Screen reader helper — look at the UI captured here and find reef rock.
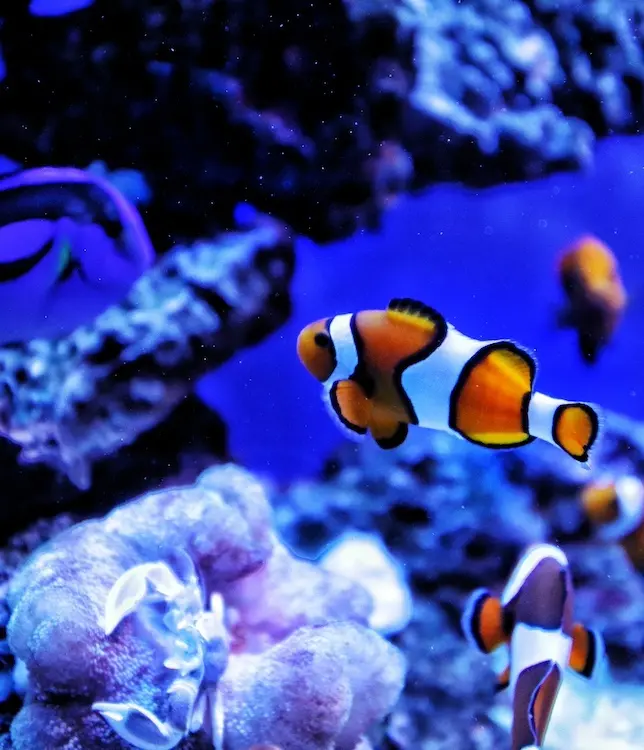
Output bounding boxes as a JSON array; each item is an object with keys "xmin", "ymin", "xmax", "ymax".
[
  {"xmin": 1, "ymin": 0, "xmax": 643, "ymax": 244},
  {"xmin": 0, "ymin": 464, "xmax": 405, "ymax": 750},
  {"xmin": 0, "ymin": 214, "xmax": 293, "ymax": 496},
  {"xmin": 270, "ymin": 411, "xmax": 644, "ymax": 747}
]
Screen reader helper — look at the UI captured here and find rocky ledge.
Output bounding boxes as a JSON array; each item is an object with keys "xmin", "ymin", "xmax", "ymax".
[
  {"xmin": 1, "ymin": 0, "xmax": 643, "ymax": 245},
  {"xmin": 0, "ymin": 212, "xmax": 293, "ymax": 534}
]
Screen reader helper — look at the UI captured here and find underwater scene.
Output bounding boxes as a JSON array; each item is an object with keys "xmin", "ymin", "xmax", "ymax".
[{"xmin": 2, "ymin": 1, "xmax": 644, "ymax": 749}]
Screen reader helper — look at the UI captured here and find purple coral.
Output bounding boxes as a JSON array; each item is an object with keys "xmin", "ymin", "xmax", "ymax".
[{"xmin": 5, "ymin": 465, "xmax": 405, "ymax": 749}]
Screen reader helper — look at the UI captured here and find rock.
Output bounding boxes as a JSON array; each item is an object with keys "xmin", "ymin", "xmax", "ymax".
[
  {"xmin": 270, "ymin": 411, "xmax": 644, "ymax": 747},
  {"xmin": 0, "ymin": 395, "xmax": 229, "ymax": 541},
  {"xmin": 2, "ymin": 464, "xmax": 404, "ymax": 750},
  {"xmin": 0, "ymin": 214, "xmax": 294, "ymax": 494},
  {"xmin": 1, "ymin": 0, "xmax": 642, "ymax": 243}
]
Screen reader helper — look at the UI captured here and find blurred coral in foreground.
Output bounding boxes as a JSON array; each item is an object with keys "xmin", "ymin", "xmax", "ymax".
[{"xmin": 3, "ymin": 465, "xmax": 405, "ymax": 749}]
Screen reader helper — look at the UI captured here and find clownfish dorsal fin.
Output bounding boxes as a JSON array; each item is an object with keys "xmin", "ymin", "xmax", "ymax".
[
  {"xmin": 386, "ymin": 297, "xmax": 445, "ymax": 332},
  {"xmin": 569, "ymin": 623, "xmax": 605, "ymax": 681}
]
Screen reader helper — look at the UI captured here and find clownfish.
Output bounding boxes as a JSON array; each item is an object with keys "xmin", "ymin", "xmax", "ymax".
[
  {"xmin": 461, "ymin": 544, "xmax": 605, "ymax": 750},
  {"xmin": 581, "ymin": 475, "xmax": 644, "ymax": 570},
  {"xmin": 297, "ymin": 298, "xmax": 602, "ymax": 466},
  {"xmin": 558, "ymin": 235, "xmax": 627, "ymax": 364}
]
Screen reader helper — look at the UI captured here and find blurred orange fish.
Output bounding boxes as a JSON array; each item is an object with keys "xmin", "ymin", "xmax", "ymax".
[
  {"xmin": 581, "ymin": 475, "xmax": 644, "ymax": 569},
  {"xmin": 558, "ymin": 235, "xmax": 627, "ymax": 364}
]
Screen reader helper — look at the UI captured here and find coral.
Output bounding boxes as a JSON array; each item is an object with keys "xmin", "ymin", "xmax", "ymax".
[
  {"xmin": 3, "ymin": 464, "xmax": 405, "ymax": 749},
  {"xmin": 1, "ymin": 0, "xmax": 643, "ymax": 244},
  {"xmin": 0, "ymin": 394, "xmax": 230, "ymax": 540},
  {"xmin": 319, "ymin": 532, "xmax": 413, "ymax": 636},
  {"xmin": 269, "ymin": 411, "xmax": 644, "ymax": 747},
  {"xmin": 0, "ymin": 214, "xmax": 293, "ymax": 491}
]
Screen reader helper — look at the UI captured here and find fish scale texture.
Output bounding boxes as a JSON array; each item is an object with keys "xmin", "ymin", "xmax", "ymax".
[
  {"xmin": 2, "ymin": 0, "xmax": 643, "ymax": 243},
  {"xmin": 0, "ymin": 217, "xmax": 294, "ymax": 493},
  {"xmin": 1, "ymin": 464, "xmax": 404, "ymax": 750}
]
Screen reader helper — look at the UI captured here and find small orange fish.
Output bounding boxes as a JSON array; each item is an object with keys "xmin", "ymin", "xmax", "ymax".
[
  {"xmin": 462, "ymin": 544, "xmax": 604, "ymax": 750},
  {"xmin": 297, "ymin": 298, "xmax": 602, "ymax": 466},
  {"xmin": 558, "ymin": 235, "xmax": 627, "ymax": 364},
  {"xmin": 581, "ymin": 475, "xmax": 644, "ymax": 569}
]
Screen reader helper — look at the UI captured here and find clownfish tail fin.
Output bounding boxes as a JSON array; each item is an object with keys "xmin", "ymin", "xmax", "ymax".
[
  {"xmin": 552, "ymin": 401, "xmax": 602, "ymax": 466},
  {"xmin": 529, "ymin": 393, "xmax": 602, "ymax": 466},
  {"xmin": 569, "ymin": 623, "xmax": 606, "ymax": 681},
  {"xmin": 461, "ymin": 588, "xmax": 508, "ymax": 654}
]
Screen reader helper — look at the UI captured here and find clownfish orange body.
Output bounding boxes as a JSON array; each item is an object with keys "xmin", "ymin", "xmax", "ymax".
[
  {"xmin": 461, "ymin": 544, "xmax": 605, "ymax": 750},
  {"xmin": 297, "ymin": 298, "xmax": 602, "ymax": 466},
  {"xmin": 581, "ymin": 475, "xmax": 644, "ymax": 569},
  {"xmin": 558, "ymin": 235, "xmax": 627, "ymax": 364}
]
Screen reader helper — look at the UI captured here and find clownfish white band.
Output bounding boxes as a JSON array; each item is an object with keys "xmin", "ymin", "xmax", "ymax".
[
  {"xmin": 527, "ymin": 392, "xmax": 570, "ymax": 449},
  {"xmin": 598, "ymin": 475, "xmax": 644, "ymax": 542},
  {"xmin": 400, "ymin": 324, "xmax": 492, "ymax": 431},
  {"xmin": 328, "ymin": 313, "xmax": 358, "ymax": 382},
  {"xmin": 509, "ymin": 623, "xmax": 572, "ymax": 699}
]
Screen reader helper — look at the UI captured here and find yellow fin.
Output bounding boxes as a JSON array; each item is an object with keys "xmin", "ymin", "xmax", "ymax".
[
  {"xmin": 386, "ymin": 297, "xmax": 444, "ymax": 333},
  {"xmin": 449, "ymin": 342, "xmax": 535, "ymax": 448},
  {"xmin": 491, "ymin": 344, "xmax": 534, "ymax": 390},
  {"xmin": 552, "ymin": 402, "xmax": 601, "ymax": 463}
]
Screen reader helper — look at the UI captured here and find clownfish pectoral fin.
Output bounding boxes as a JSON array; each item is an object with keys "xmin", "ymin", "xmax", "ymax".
[
  {"xmin": 449, "ymin": 341, "xmax": 535, "ymax": 448},
  {"xmin": 386, "ymin": 297, "xmax": 446, "ymax": 333},
  {"xmin": 569, "ymin": 623, "xmax": 605, "ymax": 681},
  {"xmin": 369, "ymin": 412, "xmax": 409, "ymax": 449},
  {"xmin": 461, "ymin": 588, "xmax": 509, "ymax": 654},
  {"xmin": 494, "ymin": 664, "xmax": 511, "ymax": 693},
  {"xmin": 323, "ymin": 378, "xmax": 372, "ymax": 439}
]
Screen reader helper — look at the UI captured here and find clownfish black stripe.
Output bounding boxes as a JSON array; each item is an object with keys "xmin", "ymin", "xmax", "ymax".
[
  {"xmin": 349, "ymin": 313, "xmax": 375, "ymax": 398},
  {"xmin": 391, "ymin": 307, "xmax": 448, "ymax": 425}
]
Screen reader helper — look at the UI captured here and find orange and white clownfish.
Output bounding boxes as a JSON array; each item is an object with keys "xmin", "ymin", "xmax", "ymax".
[
  {"xmin": 296, "ymin": 298, "xmax": 602, "ymax": 466},
  {"xmin": 558, "ymin": 235, "xmax": 627, "ymax": 365},
  {"xmin": 581, "ymin": 475, "xmax": 644, "ymax": 570},
  {"xmin": 461, "ymin": 544, "xmax": 605, "ymax": 750}
]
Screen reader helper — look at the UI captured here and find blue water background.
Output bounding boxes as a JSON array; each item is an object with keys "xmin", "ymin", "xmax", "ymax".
[{"xmin": 197, "ymin": 135, "xmax": 644, "ymax": 482}]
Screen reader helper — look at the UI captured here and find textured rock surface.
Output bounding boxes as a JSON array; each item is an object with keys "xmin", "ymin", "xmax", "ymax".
[
  {"xmin": 270, "ymin": 412, "xmax": 644, "ymax": 748},
  {"xmin": 0, "ymin": 394, "xmax": 229, "ymax": 541},
  {"xmin": 1, "ymin": 0, "xmax": 643, "ymax": 244},
  {"xmin": 0, "ymin": 214, "xmax": 293, "ymax": 492},
  {"xmin": 1, "ymin": 464, "xmax": 404, "ymax": 749},
  {"xmin": 1, "ymin": 415, "xmax": 644, "ymax": 747}
]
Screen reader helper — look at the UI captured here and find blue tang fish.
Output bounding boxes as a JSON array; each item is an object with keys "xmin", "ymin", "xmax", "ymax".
[{"xmin": 0, "ymin": 166, "xmax": 154, "ymax": 344}]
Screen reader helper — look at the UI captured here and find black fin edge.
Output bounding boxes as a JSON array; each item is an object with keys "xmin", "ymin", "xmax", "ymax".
[
  {"xmin": 375, "ymin": 421, "xmax": 408, "ymax": 449},
  {"xmin": 551, "ymin": 402, "xmax": 599, "ymax": 463},
  {"xmin": 390, "ymin": 301, "xmax": 449, "ymax": 425},
  {"xmin": 329, "ymin": 381, "xmax": 367, "ymax": 435},
  {"xmin": 448, "ymin": 340, "xmax": 537, "ymax": 449}
]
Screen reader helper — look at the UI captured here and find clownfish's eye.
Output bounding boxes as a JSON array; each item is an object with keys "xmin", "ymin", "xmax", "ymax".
[{"xmin": 314, "ymin": 332, "xmax": 331, "ymax": 348}]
